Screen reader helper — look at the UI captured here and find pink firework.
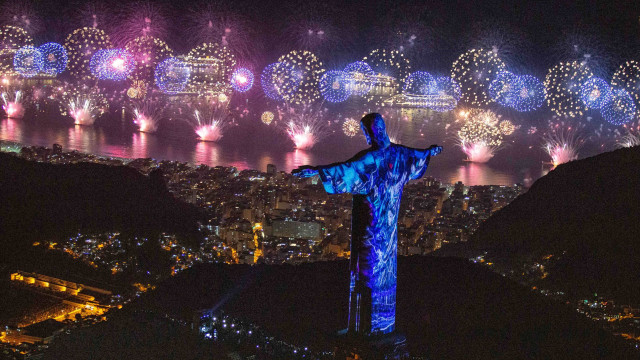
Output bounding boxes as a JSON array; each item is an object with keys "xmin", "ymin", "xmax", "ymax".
[
  {"xmin": 543, "ymin": 121, "xmax": 584, "ymax": 167},
  {"xmin": 461, "ymin": 143, "xmax": 496, "ymax": 163},
  {"xmin": 1, "ymin": 90, "xmax": 24, "ymax": 119},
  {"xmin": 133, "ymin": 99, "xmax": 164, "ymax": 133},
  {"xmin": 186, "ymin": 4, "xmax": 254, "ymax": 59},
  {"xmin": 76, "ymin": 2, "xmax": 112, "ymax": 30},
  {"xmin": 1, "ymin": 1, "xmax": 42, "ymax": 34},
  {"xmin": 287, "ymin": 124, "xmax": 317, "ymax": 150},
  {"xmin": 112, "ymin": 1, "xmax": 168, "ymax": 46},
  {"xmin": 131, "ymin": 98, "xmax": 165, "ymax": 133},
  {"xmin": 279, "ymin": 103, "xmax": 331, "ymax": 150},
  {"xmin": 457, "ymin": 111, "xmax": 503, "ymax": 163},
  {"xmin": 187, "ymin": 99, "xmax": 233, "ymax": 142}
]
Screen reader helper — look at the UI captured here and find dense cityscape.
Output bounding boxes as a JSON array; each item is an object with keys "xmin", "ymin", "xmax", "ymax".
[{"xmin": 1, "ymin": 142, "xmax": 639, "ymax": 359}]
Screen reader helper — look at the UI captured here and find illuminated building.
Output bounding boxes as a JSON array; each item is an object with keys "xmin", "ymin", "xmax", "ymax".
[
  {"xmin": 272, "ymin": 220, "xmax": 321, "ymax": 240},
  {"xmin": 381, "ymin": 93, "xmax": 457, "ymax": 109},
  {"xmin": 179, "ymin": 54, "xmax": 232, "ymax": 95}
]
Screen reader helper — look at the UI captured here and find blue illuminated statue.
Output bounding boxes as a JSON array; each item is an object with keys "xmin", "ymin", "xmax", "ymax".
[{"xmin": 293, "ymin": 113, "xmax": 442, "ymax": 336}]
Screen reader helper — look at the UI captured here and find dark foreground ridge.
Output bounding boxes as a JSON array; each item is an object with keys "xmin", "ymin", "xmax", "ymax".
[
  {"xmin": 46, "ymin": 257, "xmax": 636, "ymax": 359},
  {"xmin": 469, "ymin": 146, "xmax": 640, "ymax": 302},
  {"xmin": 0, "ymin": 152, "xmax": 203, "ymax": 277}
]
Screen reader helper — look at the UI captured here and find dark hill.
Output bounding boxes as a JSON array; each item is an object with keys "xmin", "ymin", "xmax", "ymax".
[
  {"xmin": 469, "ymin": 146, "xmax": 640, "ymax": 301},
  {"xmin": 0, "ymin": 152, "xmax": 203, "ymax": 266},
  {"xmin": 52, "ymin": 257, "xmax": 637, "ymax": 360}
]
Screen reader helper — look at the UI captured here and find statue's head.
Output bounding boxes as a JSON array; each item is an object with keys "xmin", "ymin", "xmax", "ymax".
[{"xmin": 361, "ymin": 113, "xmax": 391, "ymax": 149}]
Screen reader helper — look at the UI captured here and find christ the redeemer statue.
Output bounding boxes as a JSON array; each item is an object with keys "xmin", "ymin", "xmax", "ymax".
[{"xmin": 293, "ymin": 113, "xmax": 442, "ymax": 336}]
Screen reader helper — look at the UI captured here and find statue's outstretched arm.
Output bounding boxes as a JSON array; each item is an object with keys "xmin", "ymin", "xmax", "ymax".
[
  {"xmin": 424, "ymin": 144, "xmax": 443, "ymax": 158},
  {"xmin": 292, "ymin": 165, "xmax": 319, "ymax": 178}
]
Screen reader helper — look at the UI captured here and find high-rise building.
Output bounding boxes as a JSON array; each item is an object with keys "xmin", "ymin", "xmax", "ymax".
[
  {"xmin": 272, "ymin": 220, "xmax": 321, "ymax": 240},
  {"xmin": 266, "ymin": 164, "xmax": 276, "ymax": 175}
]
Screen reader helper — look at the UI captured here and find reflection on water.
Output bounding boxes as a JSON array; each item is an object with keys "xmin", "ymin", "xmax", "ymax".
[
  {"xmin": 284, "ymin": 150, "xmax": 311, "ymax": 171},
  {"xmin": 131, "ymin": 132, "xmax": 150, "ymax": 159},
  {"xmin": 0, "ymin": 118, "xmax": 545, "ymax": 186},
  {"xmin": 448, "ymin": 162, "xmax": 514, "ymax": 186},
  {"xmin": 194, "ymin": 141, "xmax": 221, "ymax": 166}
]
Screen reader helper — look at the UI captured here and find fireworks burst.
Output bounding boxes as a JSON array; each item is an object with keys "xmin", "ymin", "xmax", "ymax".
[
  {"xmin": 261, "ymin": 111, "xmax": 274, "ymax": 125},
  {"xmin": 230, "ymin": 67, "xmax": 254, "ymax": 93},
  {"xmin": 187, "ymin": 99, "xmax": 233, "ymax": 142},
  {"xmin": 343, "ymin": 61, "xmax": 374, "ymax": 97},
  {"xmin": 499, "ymin": 119, "xmax": 515, "ymax": 135},
  {"xmin": 90, "ymin": 49, "xmax": 135, "ymax": 81},
  {"xmin": 0, "ymin": 1, "xmax": 41, "ymax": 35},
  {"xmin": 543, "ymin": 122, "xmax": 584, "ymax": 167},
  {"xmin": 1, "ymin": 89, "xmax": 24, "ymax": 118},
  {"xmin": 362, "ymin": 49, "xmax": 411, "ymax": 105},
  {"xmin": 451, "ymin": 48, "xmax": 506, "ymax": 107},
  {"xmin": 64, "ymin": 27, "xmax": 112, "ymax": 79},
  {"xmin": 125, "ymin": 35, "xmax": 173, "ymax": 82},
  {"xmin": 76, "ymin": 2, "xmax": 112, "ymax": 30},
  {"xmin": 275, "ymin": 50, "xmax": 325, "ymax": 105},
  {"xmin": 553, "ymin": 29, "xmax": 614, "ymax": 76},
  {"xmin": 38, "ymin": 43, "xmax": 68, "ymax": 76},
  {"xmin": 130, "ymin": 97, "xmax": 165, "ymax": 133},
  {"xmin": 319, "ymin": 70, "xmax": 351, "ymax": 103},
  {"xmin": 113, "ymin": 1, "xmax": 168, "ymax": 46},
  {"xmin": 600, "ymin": 88, "xmax": 636, "ymax": 126},
  {"xmin": 611, "ymin": 60, "xmax": 640, "ymax": 110},
  {"xmin": 617, "ymin": 131, "xmax": 640, "ymax": 148},
  {"xmin": 370, "ymin": 8, "xmax": 433, "ymax": 67},
  {"xmin": 403, "ymin": 71, "xmax": 435, "ymax": 95},
  {"xmin": 62, "ymin": 84, "xmax": 108, "ymax": 125},
  {"xmin": 278, "ymin": 103, "xmax": 331, "ymax": 150},
  {"xmin": 488, "ymin": 70, "xmax": 520, "ymax": 107},
  {"xmin": 186, "ymin": 43, "xmax": 236, "ymax": 94},
  {"xmin": 261, "ymin": 62, "xmax": 284, "ymax": 100},
  {"xmin": 186, "ymin": 4, "xmax": 253, "ymax": 59},
  {"xmin": 467, "ymin": 21, "xmax": 529, "ymax": 69},
  {"xmin": 579, "ymin": 77, "xmax": 611, "ymax": 110},
  {"xmin": 511, "ymin": 74, "xmax": 546, "ymax": 112},
  {"xmin": 0, "ymin": 25, "xmax": 33, "ymax": 75},
  {"xmin": 457, "ymin": 109, "xmax": 503, "ymax": 163},
  {"xmin": 154, "ymin": 57, "xmax": 190, "ymax": 94},
  {"xmin": 363, "ymin": 48, "xmax": 411, "ymax": 82},
  {"xmin": 544, "ymin": 61, "xmax": 593, "ymax": 118},
  {"xmin": 342, "ymin": 118, "xmax": 359, "ymax": 137},
  {"xmin": 284, "ymin": 13, "xmax": 346, "ymax": 56},
  {"xmin": 13, "ymin": 45, "xmax": 42, "ymax": 77}
]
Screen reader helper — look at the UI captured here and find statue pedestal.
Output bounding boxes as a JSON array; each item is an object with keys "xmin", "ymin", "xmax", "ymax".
[{"xmin": 333, "ymin": 330, "xmax": 410, "ymax": 360}]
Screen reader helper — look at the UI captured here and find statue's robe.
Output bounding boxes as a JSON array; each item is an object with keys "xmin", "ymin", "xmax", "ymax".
[{"xmin": 318, "ymin": 143, "xmax": 431, "ymax": 335}]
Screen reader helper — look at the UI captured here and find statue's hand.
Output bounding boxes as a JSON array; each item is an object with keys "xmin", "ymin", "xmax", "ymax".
[
  {"xmin": 292, "ymin": 166, "xmax": 319, "ymax": 178},
  {"xmin": 428, "ymin": 145, "xmax": 443, "ymax": 157}
]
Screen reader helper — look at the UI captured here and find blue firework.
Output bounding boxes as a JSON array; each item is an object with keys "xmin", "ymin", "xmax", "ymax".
[
  {"xmin": 319, "ymin": 70, "xmax": 351, "ymax": 103},
  {"xmin": 511, "ymin": 75, "xmax": 546, "ymax": 112},
  {"xmin": 488, "ymin": 70, "xmax": 521, "ymax": 107},
  {"xmin": 580, "ymin": 77, "xmax": 611, "ymax": 109},
  {"xmin": 261, "ymin": 62, "xmax": 285, "ymax": 100},
  {"xmin": 154, "ymin": 57, "xmax": 190, "ymax": 94},
  {"xmin": 432, "ymin": 76, "xmax": 461, "ymax": 101},
  {"xmin": 38, "ymin": 42, "xmax": 67, "ymax": 75},
  {"xmin": 14, "ymin": 45, "xmax": 43, "ymax": 77},
  {"xmin": 343, "ymin": 61, "xmax": 374, "ymax": 96},
  {"xmin": 403, "ymin": 71, "xmax": 435, "ymax": 95},
  {"xmin": 601, "ymin": 88, "xmax": 636, "ymax": 125},
  {"xmin": 90, "ymin": 49, "xmax": 135, "ymax": 81},
  {"xmin": 230, "ymin": 68, "xmax": 254, "ymax": 92}
]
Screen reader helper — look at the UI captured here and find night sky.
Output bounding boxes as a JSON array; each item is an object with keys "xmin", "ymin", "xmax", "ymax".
[{"xmin": 17, "ymin": 0, "xmax": 640, "ymax": 76}]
